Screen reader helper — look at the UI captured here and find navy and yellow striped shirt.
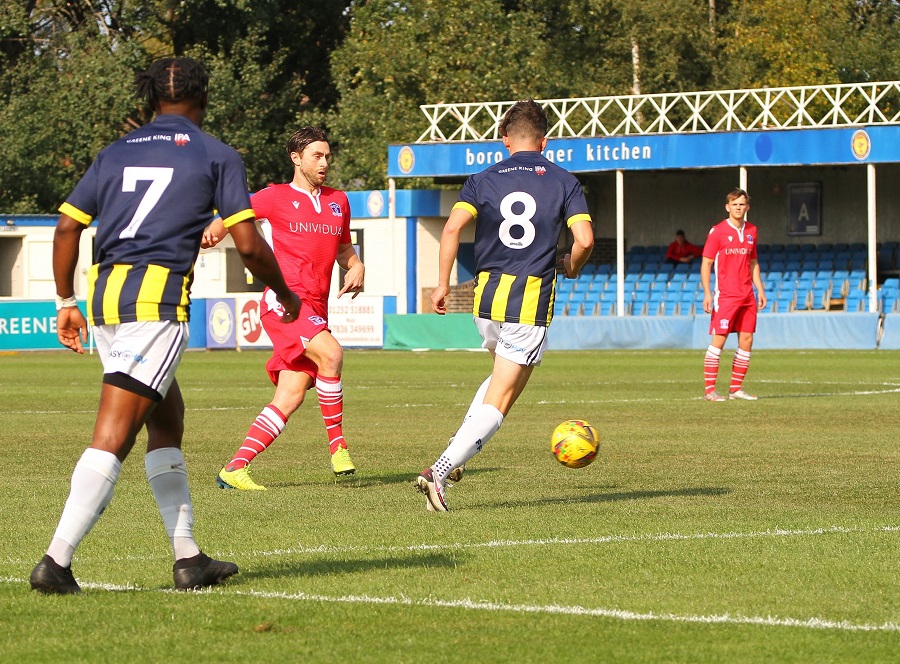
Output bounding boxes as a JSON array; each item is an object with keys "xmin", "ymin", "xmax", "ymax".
[
  {"xmin": 458, "ymin": 150, "xmax": 592, "ymax": 326},
  {"xmin": 60, "ymin": 114, "xmax": 255, "ymax": 325}
]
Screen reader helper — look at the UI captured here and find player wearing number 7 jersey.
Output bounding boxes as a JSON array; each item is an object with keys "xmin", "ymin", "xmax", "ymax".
[
  {"xmin": 30, "ymin": 57, "xmax": 299, "ymax": 595},
  {"xmin": 416, "ymin": 99, "xmax": 594, "ymax": 512}
]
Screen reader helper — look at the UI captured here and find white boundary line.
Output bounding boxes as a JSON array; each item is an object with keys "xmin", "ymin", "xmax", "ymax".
[
  {"xmin": 4, "ymin": 525, "xmax": 898, "ymax": 633},
  {"xmin": 2, "ymin": 577, "xmax": 897, "ymax": 633},
  {"xmin": 3, "ymin": 524, "xmax": 897, "ymax": 565},
  {"xmin": 233, "ymin": 524, "xmax": 900, "ymax": 558},
  {"xmin": 7, "ymin": 382, "xmax": 900, "ymax": 415}
]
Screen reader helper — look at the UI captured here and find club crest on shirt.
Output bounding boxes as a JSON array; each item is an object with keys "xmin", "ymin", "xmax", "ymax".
[
  {"xmin": 747, "ymin": 235, "xmax": 754, "ymax": 244},
  {"xmin": 329, "ymin": 202, "xmax": 342, "ymax": 217},
  {"xmin": 727, "ymin": 235, "xmax": 733, "ymax": 242}
]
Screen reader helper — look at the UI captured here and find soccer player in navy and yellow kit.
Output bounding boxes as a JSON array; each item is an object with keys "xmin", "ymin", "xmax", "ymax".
[
  {"xmin": 416, "ymin": 99, "xmax": 594, "ymax": 512},
  {"xmin": 30, "ymin": 57, "xmax": 299, "ymax": 594}
]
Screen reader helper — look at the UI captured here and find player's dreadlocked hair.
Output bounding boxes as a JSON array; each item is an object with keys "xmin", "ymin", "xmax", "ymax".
[
  {"xmin": 499, "ymin": 99, "xmax": 548, "ymax": 143},
  {"xmin": 134, "ymin": 57, "xmax": 209, "ymax": 111},
  {"xmin": 287, "ymin": 126, "xmax": 328, "ymax": 158}
]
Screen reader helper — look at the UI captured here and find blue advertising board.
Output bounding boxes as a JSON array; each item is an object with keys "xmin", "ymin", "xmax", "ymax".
[
  {"xmin": 388, "ymin": 125, "xmax": 898, "ymax": 178},
  {"xmin": 0, "ymin": 300, "xmax": 64, "ymax": 350}
]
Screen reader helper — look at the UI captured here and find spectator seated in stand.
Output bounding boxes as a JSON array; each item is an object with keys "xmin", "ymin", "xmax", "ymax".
[{"xmin": 665, "ymin": 230, "xmax": 703, "ymax": 267}]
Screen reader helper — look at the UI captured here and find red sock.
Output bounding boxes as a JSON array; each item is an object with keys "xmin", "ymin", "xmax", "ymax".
[
  {"xmin": 316, "ymin": 375, "xmax": 346, "ymax": 454},
  {"xmin": 704, "ymin": 345, "xmax": 721, "ymax": 395},
  {"xmin": 227, "ymin": 404, "xmax": 287, "ymax": 470},
  {"xmin": 730, "ymin": 349, "xmax": 751, "ymax": 392}
]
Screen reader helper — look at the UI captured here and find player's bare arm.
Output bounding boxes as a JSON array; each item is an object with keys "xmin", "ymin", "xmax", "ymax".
[
  {"xmin": 53, "ymin": 214, "xmax": 89, "ymax": 353},
  {"xmin": 751, "ymin": 259, "xmax": 767, "ymax": 310},
  {"xmin": 336, "ymin": 243, "xmax": 365, "ymax": 299},
  {"xmin": 563, "ymin": 219, "xmax": 595, "ymax": 278},
  {"xmin": 700, "ymin": 256, "xmax": 715, "ymax": 313},
  {"xmin": 228, "ymin": 220, "xmax": 301, "ymax": 322},
  {"xmin": 432, "ymin": 207, "xmax": 474, "ymax": 314}
]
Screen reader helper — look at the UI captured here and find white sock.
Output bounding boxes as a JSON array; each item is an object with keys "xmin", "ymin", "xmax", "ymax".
[
  {"xmin": 462, "ymin": 377, "xmax": 492, "ymax": 424},
  {"xmin": 145, "ymin": 448, "xmax": 200, "ymax": 561},
  {"xmin": 434, "ymin": 404, "xmax": 504, "ymax": 483},
  {"xmin": 47, "ymin": 448, "xmax": 122, "ymax": 567}
]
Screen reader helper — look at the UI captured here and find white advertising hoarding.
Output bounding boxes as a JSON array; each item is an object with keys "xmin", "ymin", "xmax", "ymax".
[{"xmin": 234, "ymin": 294, "xmax": 383, "ymax": 349}]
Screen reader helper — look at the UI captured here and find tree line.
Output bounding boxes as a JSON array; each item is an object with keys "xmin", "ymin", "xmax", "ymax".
[{"xmin": 1, "ymin": 0, "xmax": 898, "ymax": 213}]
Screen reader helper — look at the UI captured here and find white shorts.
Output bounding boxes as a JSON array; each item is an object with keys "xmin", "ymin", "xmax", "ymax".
[
  {"xmin": 93, "ymin": 321, "xmax": 189, "ymax": 400},
  {"xmin": 474, "ymin": 318, "xmax": 548, "ymax": 367}
]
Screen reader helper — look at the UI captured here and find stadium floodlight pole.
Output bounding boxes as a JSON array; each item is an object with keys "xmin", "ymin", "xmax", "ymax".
[
  {"xmin": 388, "ymin": 177, "xmax": 399, "ymax": 313},
  {"xmin": 616, "ymin": 169, "xmax": 625, "ymax": 317},
  {"xmin": 739, "ymin": 166, "xmax": 748, "ymax": 220},
  {"xmin": 867, "ymin": 164, "xmax": 877, "ymax": 313}
]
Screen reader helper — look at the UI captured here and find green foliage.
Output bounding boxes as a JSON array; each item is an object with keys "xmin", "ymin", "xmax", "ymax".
[
  {"xmin": 0, "ymin": 29, "xmax": 142, "ymax": 211},
  {"xmin": 1, "ymin": 0, "xmax": 898, "ymax": 209},
  {"xmin": 328, "ymin": 0, "xmax": 551, "ymax": 189}
]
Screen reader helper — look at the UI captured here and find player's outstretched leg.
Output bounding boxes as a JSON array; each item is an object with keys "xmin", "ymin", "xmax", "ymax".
[{"xmin": 217, "ymin": 404, "xmax": 288, "ymax": 490}]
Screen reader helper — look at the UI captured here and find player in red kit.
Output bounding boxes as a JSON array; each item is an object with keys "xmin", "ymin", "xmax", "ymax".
[
  {"xmin": 700, "ymin": 188, "xmax": 767, "ymax": 401},
  {"xmin": 204, "ymin": 127, "xmax": 364, "ymax": 489}
]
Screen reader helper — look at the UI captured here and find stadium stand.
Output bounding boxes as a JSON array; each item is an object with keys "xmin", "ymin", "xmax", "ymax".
[{"xmin": 549, "ymin": 242, "xmax": 896, "ymax": 317}]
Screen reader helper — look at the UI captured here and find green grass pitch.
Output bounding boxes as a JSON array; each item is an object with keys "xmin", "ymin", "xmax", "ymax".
[{"xmin": 1, "ymin": 348, "xmax": 898, "ymax": 662}]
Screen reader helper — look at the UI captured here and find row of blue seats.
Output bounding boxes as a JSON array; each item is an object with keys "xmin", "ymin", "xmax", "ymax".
[
  {"xmin": 554, "ymin": 277, "xmax": 899, "ymax": 316},
  {"xmin": 622, "ymin": 241, "xmax": 899, "ymax": 272},
  {"xmin": 559, "ymin": 269, "xmax": 870, "ymax": 295}
]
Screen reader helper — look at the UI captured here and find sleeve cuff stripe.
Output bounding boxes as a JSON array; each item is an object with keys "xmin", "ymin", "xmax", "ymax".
[
  {"xmin": 59, "ymin": 203, "xmax": 92, "ymax": 225},
  {"xmin": 453, "ymin": 201, "xmax": 478, "ymax": 218},
  {"xmin": 221, "ymin": 209, "xmax": 256, "ymax": 228}
]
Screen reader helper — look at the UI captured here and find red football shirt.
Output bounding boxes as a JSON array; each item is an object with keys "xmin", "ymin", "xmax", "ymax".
[
  {"xmin": 252, "ymin": 183, "xmax": 351, "ymax": 317},
  {"xmin": 702, "ymin": 219, "xmax": 758, "ymax": 302}
]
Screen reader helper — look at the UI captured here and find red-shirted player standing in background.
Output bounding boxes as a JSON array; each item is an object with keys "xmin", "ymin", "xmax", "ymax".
[
  {"xmin": 700, "ymin": 188, "xmax": 767, "ymax": 402},
  {"xmin": 204, "ymin": 127, "xmax": 364, "ymax": 489}
]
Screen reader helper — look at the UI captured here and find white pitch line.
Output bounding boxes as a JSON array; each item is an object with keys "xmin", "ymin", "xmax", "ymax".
[
  {"xmin": 231, "ymin": 590, "xmax": 900, "ymax": 633},
  {"xmin": 232, "ymin": 524, "xmax": 900, "ymax": 559},
  {"xmin": 2, "ymin": 576, "xmax": 896, "ymax": 633},
  {"xmin": 7, "ymin": 382, "xmax": 899, "ymax": 415},
  {"xmin": 3, "ymin": 524, "xmax": 897, "ymax": 567}
]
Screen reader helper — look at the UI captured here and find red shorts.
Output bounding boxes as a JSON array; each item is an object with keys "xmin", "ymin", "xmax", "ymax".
[
  {"xmin": 709, "ymin": 297, "xmax": 758, "ymax": 335},
  {"xmin": 260, "ymin": 302, "xmax": 329, "ymax": 385}
]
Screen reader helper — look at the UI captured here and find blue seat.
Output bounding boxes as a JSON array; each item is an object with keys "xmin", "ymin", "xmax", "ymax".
[
  {"xmin": 810, "ymin": 285, "xmax": 831, "ymax": 310},
  {"xmin": 831, "ymin": 270, "xmax": 850, "ymax": 296},
  {"xmin": 774, "ymin": 295, "xmax": 794, "ymax": 313},
  {"xmin": 844, "ymin": 294, "xmax": 864, "ymax": 312},
  {"xmin": 557, "ymin": 280, "xmax": 576, "ymax": 295},
  {"xmin": 598, "ymin": 300, "xmax": 615, "ymax": 315}
]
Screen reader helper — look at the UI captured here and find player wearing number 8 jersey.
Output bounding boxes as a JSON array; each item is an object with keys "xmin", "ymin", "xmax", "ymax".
[
  {"xmin": 30, "ymin": 57, "xmax": 299, "ymax": 594},
  {"xmin": 416, "ymin": 99, "xmax": 594, "ymax": 512}
]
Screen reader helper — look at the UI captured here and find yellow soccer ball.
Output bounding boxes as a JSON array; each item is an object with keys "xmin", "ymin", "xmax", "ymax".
[{"xmin": 551, "ymin": 419, "xmax": 600, "ymax": 469}]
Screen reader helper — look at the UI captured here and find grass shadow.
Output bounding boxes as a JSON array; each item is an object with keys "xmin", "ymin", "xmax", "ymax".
[
  {"xmin": 237, "ymin": 552, "xmax": 460, "ymax": 582},
  {"xmin": 487, "ymin": 486, "xmax": 731, "ymax": 509},
  {"xmin": 272, "ymin": 466, "xmax": 502, "ymax": 489}
]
